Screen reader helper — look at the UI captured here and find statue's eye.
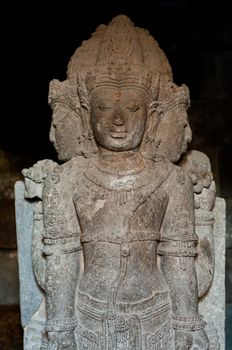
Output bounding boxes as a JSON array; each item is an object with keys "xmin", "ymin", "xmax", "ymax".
[
  {"xmin": 127, "ymin": 106, "xmax": 139, "ymax": 112},
  {"xmin": 98, "ymin": 106, "xmax": 110, "ymax": 111}
]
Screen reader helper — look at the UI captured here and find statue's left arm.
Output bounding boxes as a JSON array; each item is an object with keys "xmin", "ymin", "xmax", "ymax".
[{"xmin": 158, "ymin": 169, "xmax": 209, "ymax": 349}]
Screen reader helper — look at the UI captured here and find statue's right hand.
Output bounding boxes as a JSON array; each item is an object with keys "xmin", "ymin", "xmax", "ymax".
[
  {"xmin": 174, "ymin": 329, "xmax": 209, "ymax": 350},
  {"xmin": 195, "ymin": 185, "xmax": 216, "ymax": 211},
  {"xmin": 174, "ymin": 329, "xmax": 193, "ymax": 350},
  {"xmin": 22, "ymin": 160, "xmax": 59, "ymax": 199},
  {"xmin": 47, "ymin": 331, "xmax": 77, "ymax": 350},
  {"xmin": 22, "ymin": 159, "xmax": 59, "ymax": 183}
]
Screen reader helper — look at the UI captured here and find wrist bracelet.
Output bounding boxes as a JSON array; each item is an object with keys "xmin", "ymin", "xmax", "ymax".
[
  {"xmin": 195, "ymin": 210, "xmax": 214, "ymax": 226},
  {"xmin": 172, "ymin": 314, "xmax": 206, "ymax": 331},
  {"xmin": 42, "ymin": 235, "xmax": 82, "ymax": 256},
  {"xmin": 46, "ymin": 316, "xmax": 78, "ymax": 332}
]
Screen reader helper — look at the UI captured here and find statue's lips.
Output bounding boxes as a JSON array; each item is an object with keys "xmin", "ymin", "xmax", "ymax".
[{"xmin": 110, "ymin": 131, "xmax": 127, "ymax": 139}]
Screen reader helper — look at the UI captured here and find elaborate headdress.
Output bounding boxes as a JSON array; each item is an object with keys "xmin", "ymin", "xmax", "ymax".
[
  {"xmin": 68, "ymin": 15, "xmax": 172, "ymax": 99},
  {"xmin": 84, "ymin": 16, "xmax": 153, "ymax": 97},
  {"xmin": 49, "ymin": 15, "xmax": 189, "ymax": 159}
]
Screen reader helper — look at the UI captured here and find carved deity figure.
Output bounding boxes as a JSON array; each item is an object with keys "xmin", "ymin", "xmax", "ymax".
[{"xmin": 18, "ymin": 15, "xmax": 221, "ymax": 350}]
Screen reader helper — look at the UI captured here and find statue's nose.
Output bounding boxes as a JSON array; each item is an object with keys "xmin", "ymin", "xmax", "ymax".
[
  {"xmin": 49, "ymin": 124, "xmax": 56, "ymax": 144},
  {"xmin": 185, "ymin": 124, "xmax": 192, "ymax": 143},
  {"xmin": 113, "ymin": 109, "xmax": 125, "ymax": 126}
]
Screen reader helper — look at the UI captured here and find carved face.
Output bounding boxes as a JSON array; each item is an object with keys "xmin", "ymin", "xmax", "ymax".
[
  {"xmin": 180, "ymin": 150, "xmax": 213, "ymax": 191},
  {"xmin": 155, "ymin": 104, "xmax": 192, "ymax": 163},
  {"xmin": 90, "ymin": 87, "xmax": 148, "ymax": 151},
  {"xmin": 49, "ymin": 104, "xmax": 82, "ymax": 161}
]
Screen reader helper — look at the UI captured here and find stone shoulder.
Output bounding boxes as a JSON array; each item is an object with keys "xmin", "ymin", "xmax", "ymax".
[
  {"xmin": 22, "ymin": 159, "xmax": 59, "ymax": 183},
  {"xmin": 144, "ymin": 156, "xmax": 193, "ymax": 193},
  {"xmin": 22, "ymin": 159, "xmax": 59, "ymax": 199},
  {"xmin": 22, "ymin": 156, "xmax": 91, "ymax": 199},
  {"xmin": 59, "ymin": 155, "xmax": 90, "ymax": 178},
  {"xmin": 57, "ymin": 156, "xmax": 92, "ymax": 190}
]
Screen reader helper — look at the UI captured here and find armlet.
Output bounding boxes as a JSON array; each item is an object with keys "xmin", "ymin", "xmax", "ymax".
[
  {"xmin": 46, "ymin": 316, "xmax": 78, "ymax": 332},
  {"xmin": 195, "ymin": 209, "xmax": 214, "ymax": 227},
  {"xmin": 172, "ymin": 314, "xmax": 206, "ymax": 331},
  {"xmin": 158, "ymin": 240, "xmax": 197, "ymax": 257},
  {"xmin": 42, "ymin": 235, "xmax": 82, "ymax": 255}
]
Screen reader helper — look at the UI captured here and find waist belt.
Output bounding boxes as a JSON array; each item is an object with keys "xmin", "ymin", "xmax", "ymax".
[
  {"xmin": 81, "ymin": 231, "xmax": 160, "ymax": 244},
  {"xmin": 77, "ymin": 290, "xmax": 171, "ymax": 322}
]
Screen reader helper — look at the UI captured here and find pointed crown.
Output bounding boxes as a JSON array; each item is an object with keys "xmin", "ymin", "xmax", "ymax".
[
  {"xmin": 84, "ymin": 16, "xmax": 153, "ymax": 94},
  {"xmin": 67, "ymin": 15, "xmax": 173, "ymax": 99}
]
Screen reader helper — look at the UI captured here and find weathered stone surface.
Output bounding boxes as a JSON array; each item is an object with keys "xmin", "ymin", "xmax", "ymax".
[
  {"xmin": 16, "ymin": 15, "xmax": 225, "ymax": 350},
  {"xmin": 0, "ymin": 251, "xmax": 19, "ymax": 305},
  {"xmin": 199, "ymin": 198, "xmax": 226, "ymax": 350}
]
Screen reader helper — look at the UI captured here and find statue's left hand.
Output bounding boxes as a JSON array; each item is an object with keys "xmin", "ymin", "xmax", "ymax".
[
  {"xmin": 191, "ymin": 329, "xmax": 209, "ymax": 349},
  {"xmin": 47, "ymin": 331, "xmax": 77, "ymax": 350},
  {"xmin": 194, "ymin": 180, "xmax": 216, "ymax": 211},
  {"xmin": 174, "ymin": 329, "xmax": 209, "ymax": 350}
]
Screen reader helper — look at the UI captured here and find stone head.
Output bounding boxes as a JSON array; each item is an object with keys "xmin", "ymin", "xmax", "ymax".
[
  {"xmin": 49, "ymin": 102, "xmax": 83, "ymax": 161},
  {"xmin": 48, "ymin": 79, "xmax": 94, "ymax": 161},
  {"xmin": 48, "ymin": 15, "xmax": 192, "ymax": 162},
  {"xmin": 48, "ymin": 80, "xmax": 80, "ymax": 161},
  {"xmin": 154, "ymin": 84, "xmax": 192, "ymax": 163},
  {"xmin": 180, "ymin": 150, "xmax": 214, "ymax": 193}
]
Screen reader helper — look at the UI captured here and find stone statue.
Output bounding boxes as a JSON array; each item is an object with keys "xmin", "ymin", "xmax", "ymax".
[{"xmin": 15, "ymin": 15, "xmax": 225, "ymax": 350}]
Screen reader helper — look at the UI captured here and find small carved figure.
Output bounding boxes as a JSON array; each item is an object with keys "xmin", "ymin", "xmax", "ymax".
[{"xmin": 20, "ymin": 15, "xmax": 220, "ymax": 350}]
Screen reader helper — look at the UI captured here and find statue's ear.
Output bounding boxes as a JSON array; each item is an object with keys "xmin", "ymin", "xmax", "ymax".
[
  {"xmin": 48, "ymin": 79, "xmax": 63, "ymax": 106},
  {"xmin": 146, "ymin": 101, "xmax": 163, "ymax": 140},
  {"xmin": 153, "ymin": 122, "xmax": 162, "ymax": 151},
  {"xmin": 140, "ymin": 101, "xmax": 163, "ymax": 157},
  {"xmin": 76, "ymin": 73, "xmax": 90, "ymax": 112}
]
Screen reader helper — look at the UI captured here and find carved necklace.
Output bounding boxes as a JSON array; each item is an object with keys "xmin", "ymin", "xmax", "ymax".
[{"xmin": 82, "ymin": 157, "xmax": 171, "ymax": 206}]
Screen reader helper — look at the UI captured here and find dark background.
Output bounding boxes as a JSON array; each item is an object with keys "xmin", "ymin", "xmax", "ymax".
[{"xmin": 0, "ymin": 0, "xmax": 231, "ymax": 348}]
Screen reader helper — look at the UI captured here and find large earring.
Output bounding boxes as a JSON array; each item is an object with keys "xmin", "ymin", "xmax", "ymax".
[{"xmin": 140, "ymin": 101, "xmax": 162, "ymax": 158}]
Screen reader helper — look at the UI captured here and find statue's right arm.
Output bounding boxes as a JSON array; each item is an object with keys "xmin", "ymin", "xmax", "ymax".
[
  {"xmin": 41, "ymin": 163, "xmax": 81, "ymax": 349},
  {"xmin": 24, "ymin": 160, "xmax": 81, "ymax": 349},
  {"xmin": 23, "ymin": 159, "xmax": 59, "ymax": 290}
]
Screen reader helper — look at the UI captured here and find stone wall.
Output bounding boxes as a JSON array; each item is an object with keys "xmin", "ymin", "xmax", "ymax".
[{"xmin": 0, "ymin": 151, "xmax": 20, "ymax": 305}]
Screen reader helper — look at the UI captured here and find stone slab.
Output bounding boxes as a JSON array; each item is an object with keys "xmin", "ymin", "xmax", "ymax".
[{"xmin": 15, "ymin": 181, "xmax": 43, "ymax": 327}]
